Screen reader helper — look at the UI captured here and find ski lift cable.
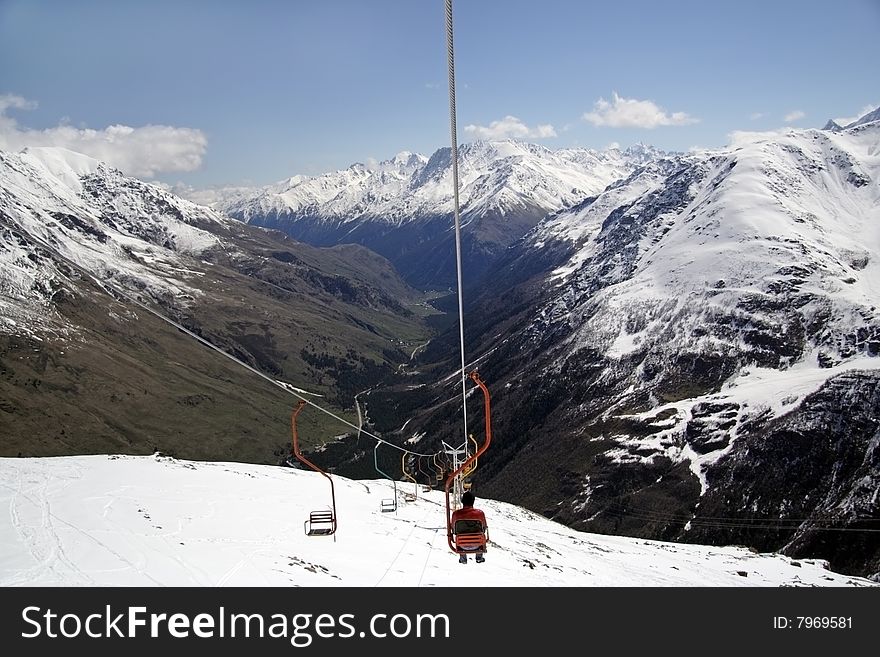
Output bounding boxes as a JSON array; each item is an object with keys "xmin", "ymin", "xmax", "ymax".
[{"xmin": 445, "ymin": 0, "xmax": 469, "ymax": 448}]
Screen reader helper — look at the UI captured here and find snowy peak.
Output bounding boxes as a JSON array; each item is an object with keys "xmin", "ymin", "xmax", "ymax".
[
  {"xmin": 203, "ymin": 139, "xmax": 669, "ymax": 288},
  {"xmin": 217, "ymin": 140, "xmax": 664, "ymax": 226},
  {"xmin": 620, "ymin": 142, "xmax": 666, "ymax": 164},
  {"xmin": 223, "ymin": 150, "xmax": 428, "ymax": 222},
  {"xmin": 385, "ymin": 150, "xmax": 428, "ymax": 170}
]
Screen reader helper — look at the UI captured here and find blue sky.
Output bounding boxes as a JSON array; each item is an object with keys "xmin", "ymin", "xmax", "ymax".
[{"xmin": 1, "ymin": 0, "xmax": 877, "ymax": 187}]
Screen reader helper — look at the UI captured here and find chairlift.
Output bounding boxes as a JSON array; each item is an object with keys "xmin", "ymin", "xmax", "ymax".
[
  {"xmin": 452, "ymin": 518, "xmax": 489, "ymax": 553},
  {"xmin": 305, "ymin": 510, "xmax": 336, "ymax": 536},
  {"xmin": 401, "ymin": 453, "xmax": 418, "ymax": 502},
  {"xmin": 444, "ymin": 371, "xmax": 493, "ymax": 557},
  {"xmin": 374, "ymin": 442, "xmax": 397, "ymax": 513},
  {"xmin": 290, "ymin": 401, "xmax": 338, "ymax": 538},
  {"xmin": 418, "ymin": 456, "xmax": 433, "ymax": 492},
  {"xmin": 433, "ymin": 453, "xmax": 444, "ymax": 481}
]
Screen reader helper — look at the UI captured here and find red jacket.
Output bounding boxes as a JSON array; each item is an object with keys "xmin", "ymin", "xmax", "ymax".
[{"xmin": 451, "ymin": 505, "xmax": 487, "ymax": 531}]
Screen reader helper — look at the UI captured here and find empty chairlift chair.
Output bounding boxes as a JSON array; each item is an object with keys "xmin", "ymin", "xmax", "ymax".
[
  {"xmin": 434, "ymin": 453, "xmax": 445, "ymax": 481},
  {"xmin": 374, "ymin": 442, "xmax": 398, "ymax": 513},
  {"xmin": 305, "ymin": 509, "xmax": 336, "ymax": 536},
  {"xmin": 290, "ymin": 401, "xmax": 338, "ymax": 538}
]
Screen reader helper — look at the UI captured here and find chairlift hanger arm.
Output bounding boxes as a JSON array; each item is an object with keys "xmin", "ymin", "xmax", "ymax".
[{"xmin": 444, "ymin": 372, "xmax": 492, "ymax": 484}]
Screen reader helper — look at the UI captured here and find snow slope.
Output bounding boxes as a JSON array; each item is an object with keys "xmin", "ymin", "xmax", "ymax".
[{"xmin": 0, "ymin": 455, "xmax": 872, "ymax": 587}]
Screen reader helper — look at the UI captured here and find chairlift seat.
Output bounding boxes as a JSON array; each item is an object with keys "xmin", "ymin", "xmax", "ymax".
[
  {"xmin": 305, "ymin": 510, "xmax": 336, "ymax": 536},
  {"xmin": 380, "ymin": 498, "xmax": 397, "ymax": 513},
  {"xmin": 453, "ymin": 519, "xmax": 487, "ymax": 552}
]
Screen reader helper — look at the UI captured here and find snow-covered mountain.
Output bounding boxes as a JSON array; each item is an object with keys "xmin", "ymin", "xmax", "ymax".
[
  {"xmin": 361, "ymin": 110, "xmax": 880, "ymax": 579},
  {"xmin": 221, "ymin": 141, "xmax": 650, "ymax": 226},
  {"xmin": 842, "ymin": 107, "xmax": 880, "ymax": 130},
  {"xmin": 203, "ymin": 141, "xmax": 664, "ymax": 288},
  {"xmin": 0, "ymin": 146, "xmax": 430, "ymax": 462},
  {"xmin": 530, "ymin": 122, "xmax": 878, "ymax": 376},
  {"xmin": 822, "ymin": 107, "xmax": 880, "ymax": 133},
  {"xmin": 0, "ymin": 146, "xmax": 225, "ymax": 336},
  {"xmin": 1, "ymin": 454, "xmax": 872, "ymax": 586},
  {"xmin": 823, "ymin": 119, "xmax": 844, "ymax": 132}
]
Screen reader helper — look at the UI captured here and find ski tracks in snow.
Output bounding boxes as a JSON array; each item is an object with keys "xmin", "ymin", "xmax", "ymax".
[
  {"xmin": 2, "ymin": 461, "xmax": 94, "ymax": 585},
  {"xmin": 1, "ymin": 460, "xmax": 165, "ymax": 586},
  {"xmin": 372, "ymin": 500, "xmax": 442, "ymax": 587}
]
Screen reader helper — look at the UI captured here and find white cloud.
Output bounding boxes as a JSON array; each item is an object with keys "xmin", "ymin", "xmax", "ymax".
[
  {"xmin": 783, "ymin": 110, "xmax": 805, "ymax": 122},
  {"xmin": 464, "ymin": 115, "xmax": 557, "ymax": 140},
  {"xmin": 0, "ymin": 94, "xmax": 207, "ymax": 178},
  {"xmin": 0, "ymin": 94, "xmax": 37, "ymax": 113},
  {"xmin": 749, "ymin": 112, "xmax": 765, "ymax": 120},
  {"xmin": 583, "ymin": 92, "xmax": 698, "ymax": 128},
  {"xmin": 834, "ymin": 103, "xmax": 878, "ymax": 127}
]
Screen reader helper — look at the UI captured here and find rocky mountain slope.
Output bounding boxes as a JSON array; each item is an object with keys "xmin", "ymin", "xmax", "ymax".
[{"xmin": 0, "ymin": 147, "xmax": 432, "ymax": 461}]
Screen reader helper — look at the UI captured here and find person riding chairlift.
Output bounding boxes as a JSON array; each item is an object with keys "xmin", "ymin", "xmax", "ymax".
[{"xmin": 450, "ymin": 490, "xmax": 487, "ymax": 564}]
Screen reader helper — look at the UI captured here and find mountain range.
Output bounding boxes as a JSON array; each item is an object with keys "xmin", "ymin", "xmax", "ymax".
[
  {"xmin": 196, "ymin": 140, "xmax": 662, "ymax": 289},
  {"xmin": 2, "ymin": 107, "xmax": 878, "ymax": 580}
]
